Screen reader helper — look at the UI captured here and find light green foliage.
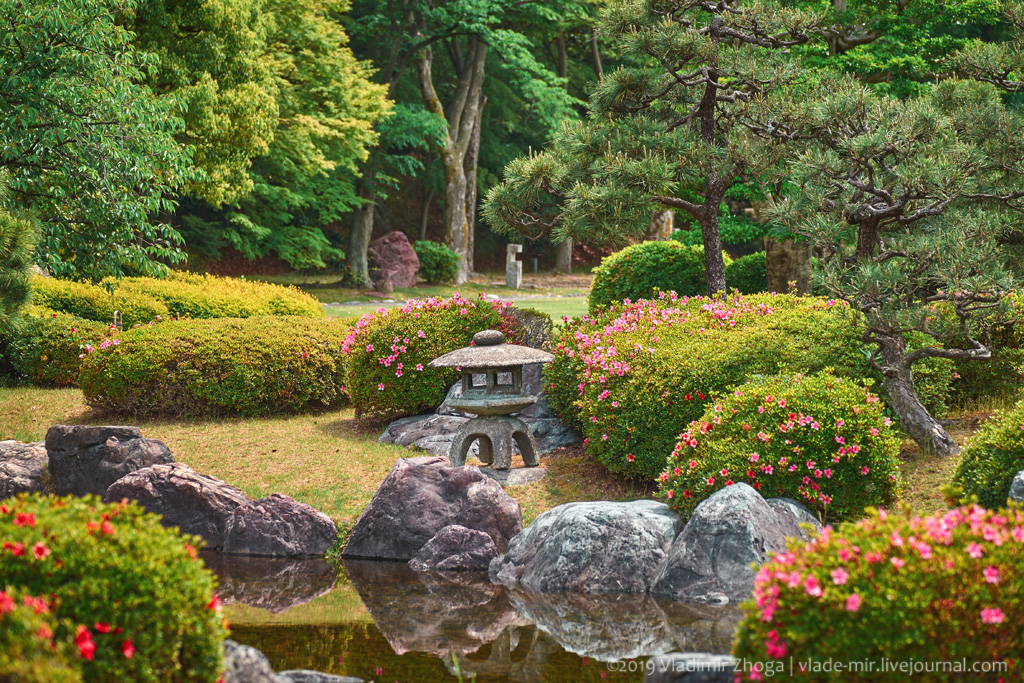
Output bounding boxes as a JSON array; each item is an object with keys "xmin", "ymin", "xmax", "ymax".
[
  {"xmin": 724, "ymin": 252, "xmax": 769, "ymax": 295},
  {"xmin": 31, "ymin": 273, "xmax": 322, "ymax": 324},
  {"xmin": 659, "ymin": 373, "xmax": 903, "ymax": 522},
  {"xmin": 0, "ymin": 0, "xmax": 191, "ymax": 280},
  {"xmin": 948, "ymin": 397, "xmax": 1024, "ymax": 508},
  {"xmin": 588, "ymin": 242, "xmax": 732, "ymax": 312},
  {"xmin": 0, "ymin": 310, "xmax": 114, "ymax": 387},
  {"xmin": 342, "ymin": 297, "xmax": 542, "ymax": 420},
  {"xmin": 414, "ymin": 241, "xmax": 461, "ymax": 284},
  {"xmin": 0, "ymin": 494, "xmax": 227, "ymax": 682},
  {"xmin": 0, "ymin": 174, "xmax": 36, "ymax": 316},
  {"xmin": 0, "ymin": 588, "xmax": 82, "ymax": 683},
  {"xmin": 734, "ymin": 506, "xmax": 1024, "ymax": 681},
  {"xmin": 948, "ymin": 0, "xmax": 1024, "ymax": 94},
  {"xmin": 79, "ymin": 316, "xmax": 350, "ymax": 416}
]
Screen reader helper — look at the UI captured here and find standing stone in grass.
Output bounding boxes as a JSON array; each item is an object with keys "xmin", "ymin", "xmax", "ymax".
[
  {"xmin": 104, "ymin": 463, "xmax": 248, "ymax": 549},
  {"xmin": 409, "ymin": 524, "xmax": 499, "ymax": 572},
  {"xmin": 0, "ymin": 441, "xmax": 49, "ymax": 499},
  {"xmin": 368, "ymin": 231, "xmax": 420, "ymax": 290},
  {"xmin": 1010, "ymin": 471, "xmax": 1024, "ymax": 503},
  {"xmin": 224, "ymin": 493, "xmax": 338, "ymax": 557},
  {"xmin": 343, "ymin": 456, "xmax": 522, "ymax": 560},
  {"xmin": 489, "ymin": 500, "xmax": 683, "ymax": 594},
  {"xmin": 46, "ymin": 424, "xmax": 174, "ymax": 496},
  {"xmin": 649, "ymin": 484, "xmax": 820, "ymax": 604}
]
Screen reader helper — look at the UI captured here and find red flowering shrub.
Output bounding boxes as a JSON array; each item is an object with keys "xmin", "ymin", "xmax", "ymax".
[
  {"xmin": 547, "ymin": 293, "xmax": 951, "ymax": 481},
  {"xmin": 79, "ymin": 316, "xmax": 349, "ymax": 417},
  {"xmin": 343, "ymin": 295, "xmax": 546, "ymax": 420},
  {"xmin": 0, "ymin": 494, "xmax": 227, "ymax": 682},
  {"xmin": 0, "ymin": 310, "xmax": 113, "ymax": 387},
  {"xmin": 0, "ymin": 588, "xmax": 82, "ymax": 682},
  {"xmin": 733, "ymin": 505, "xmax": 1024, "ymax": 681},
  {"xmin": 658, "ymin": 373, "xmax": 903, "ymax": 522}
]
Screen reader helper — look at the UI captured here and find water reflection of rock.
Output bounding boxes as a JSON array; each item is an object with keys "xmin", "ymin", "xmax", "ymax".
[
  {"xmin": 344, "ymin": 559, "xmax": 521, "ymax": 657},
  {"xmin": 203, "ymin": 552, "xmax": 337, "ymax": 614},
  {"xmin": 506, "ymin": 589, "xmax": 741, "ymax": 662}
]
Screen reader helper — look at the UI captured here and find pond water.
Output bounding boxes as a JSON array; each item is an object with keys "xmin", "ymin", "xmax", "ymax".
[{"xmin": 203, "ymin": 552, "xmax": 741, "ymax": 683}]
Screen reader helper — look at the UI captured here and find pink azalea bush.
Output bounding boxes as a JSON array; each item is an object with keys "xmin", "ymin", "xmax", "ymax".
[
  {"xmin": 0, "ymin": 494, "xmax": 226, "ymax": 682},
  {"xmin": 343, "ymin": 294, "xmax": 538, "ymax": 419},
  {"xmin": 948, "ymin": 396, "xmax": 1024, "ymax": 509},
  {"xmin": 659, "ymin": 373, "xmax": 903, "ymax": 522},
  {"xmin": 733, "ymin": 505, "xmax": 1024, "ymax": 681}
]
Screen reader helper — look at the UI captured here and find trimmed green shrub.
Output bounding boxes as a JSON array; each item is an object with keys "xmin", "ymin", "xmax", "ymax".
[
  {"xmin": 659, "ymin": 373, "xmax": 903, "ymax": 522},
  {"xmin": 79, "ymin": 316, "xmax": 349, "ymax": 417},
  {"xmin": 947, "ymin": 397, "xmax": 1024, "ymax": 508},
  {"xmin": 0, "ymin": 310, "xmax": 115, "ymax": 387},
  {"xmin": 588, "ymin": 242, "xmax": 732, "ymax": 312},
  {"xmin": 0, "ymin": 181, "xmax": 36, "ymax": 316},
  {"xmin": 413, "ymin": 241, "xmax": 460, "ymax": 284},
  {"xmin": 32, "ymin": 276, "xmax": 169, "ymax": 327},
  {"xmin": 0, "ymin": 588, "xmax": 83, "ymax": 683},
  {"xmin": 733, "ymin": 505, "xmax": 1024, "ymax": 681},
  {"xmin": 0, "ymin": 494, "xmax": 226, "ymax": 682},
  {"xmin": 547, "ymin": 293, "xmax": 952, "ymax": 480},
  {"xmin": 725, "ymin": 251, "xmax": 768, "ymax": 294},
  {"xmin": 343, "ymin": 295, "xmax": 541, "ymax": 420}
]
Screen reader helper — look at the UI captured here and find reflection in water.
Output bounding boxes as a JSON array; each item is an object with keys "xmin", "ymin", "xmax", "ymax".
[
  {"xmin": 202, "ymin": 551, "xmax": 337, "ymax": 614},
  {"xmin": 210, "ymin": 553, "xmax": 739, "ymax": 682}
]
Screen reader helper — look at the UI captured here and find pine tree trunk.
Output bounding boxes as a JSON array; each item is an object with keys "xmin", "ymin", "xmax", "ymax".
[
  {"xmin": 553, "ymin": 237, "xmax": 572, "ymax": 273},
  {"xmin": 876, "ymin": 333, "xmax": 960, "ymax": 457},
  {"xmin": 347, "ymin": 201, "xmax": 373, "ymax": 286},
  {"xmin": 699, "ymin": 212, "xmax": 727, "ymax": 296}
]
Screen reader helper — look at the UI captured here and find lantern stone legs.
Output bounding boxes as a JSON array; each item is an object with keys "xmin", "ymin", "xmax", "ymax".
[{"xmin": 448, "ymin": 415, "xmax": 540, "ymax": 470}]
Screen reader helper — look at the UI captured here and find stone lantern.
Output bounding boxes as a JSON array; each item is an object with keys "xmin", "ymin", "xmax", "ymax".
[{"xmin": 429, "ymin": 329, "xmax": 554, "ymax": 470}]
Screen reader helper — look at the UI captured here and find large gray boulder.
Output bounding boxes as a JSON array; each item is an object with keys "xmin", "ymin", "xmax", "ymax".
[
  {"xmin": 368, "ymin": 231, "xmax": 419, "ymax": 290},
  {"xmin": 380, "ymin": 363, "xmax": 581, "ymax": 458},
  {"xmin": 344, "ymin": 457, "xmax": 523, "ymax": 561},
  {"xmin": 1010, "ymin": 471, "xmax": 1024, "ymax": 503},
  {"xmin": 104, "ymin": 463, "xmax": 248, "ymax": 548},
  {"xmin": 650, "ymin": 484, "xmax": 819, "ymax": 604},
  {"xmin": 223, "ymin": 640, "xmax": 288, "ymax": 683},
  {"xmin": 489, "ymin": 500, "xmax": 683, "ymax": 594},
  {"xmin": 0, "ymin": 441, "xmax": 48, "ymax": 498},
  {"xmin": 223, "ymin": 493, "xmax": 338, "ymax": 557},
  {"xmin": 46, "ymin": 425, "xmax": 173, "ymax": 496},
  {"xmin": 409, "ymin": 524, "xmax": 498, "ymax": 572}
]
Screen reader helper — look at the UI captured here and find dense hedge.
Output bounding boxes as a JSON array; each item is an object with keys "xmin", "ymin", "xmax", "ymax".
[
  {"xmin": 343, "ymin": 295, "xmax": 550, "ymax": 420},
  {"xmin": 545, "ymin": 294, "xmax": 952, "ymax": 480},
  {"xmin": 947, "ymin": 397, "xmax": 1024, "ymax": 508},
  {"xmin": 413, "ymin": 241, "xmax": 460, "ymax": 284},
  {"xmin": 0, "ymin": 310, "xmax": 115, "ymax": 387},
  {"xmin": 659, "ymin": 373, "xmax": 903, "ymax": 522},
  {"xmin": 0, "ymin": 494, "xmax": 226, "ymax": 682},
  {"xmin": 32, "ymin": 272, "xmax": 322, "ymax": 325},
  {"xmin": 79, "ymin": 316, "xmax": 349, "ymax": 417},
  {"xmin": 734, "ymin": 505, "xmax": 1024, "ymax": 681},
  {"xmin": 0, "ymin": 588, "xmax": 82, "ymax": 683},
  {"xmin": 588, "ymin": 242, "xmax": 732, "ymax": 312},
  {"xmin": 725, "ymin": 251, "xmax": 768, "ymax": 294}
]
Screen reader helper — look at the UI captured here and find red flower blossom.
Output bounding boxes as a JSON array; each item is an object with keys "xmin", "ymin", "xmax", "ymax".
[
  {"xmin": 208, "ymin": 594, "xmax": 222, "ymax": 612},
  {"xmin": 75, "ymin": 626, "xmax": 96, "ymax": 661},
  {"xmin": 95, "ymin": 622, "xmax": 112, "ymax": 634},
  {"xmin": 32, "ymin": 542, "xmax": 50, "ymax": 560},
  {"xmin": 0, "ymin": 592, "xmax": 14, "ymax": 613},
  {"xmin": 122, "ymin": 639, "xmax": 135, "ymax": 659},
  {"xmin": 14, "ymin": 513, "xmax": 35, "ymax": 528}
]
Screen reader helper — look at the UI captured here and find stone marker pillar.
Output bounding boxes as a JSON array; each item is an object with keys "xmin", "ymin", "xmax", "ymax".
[{"xmin": 506, "ymin": 244, "xmax": 523, "ymax": 289}]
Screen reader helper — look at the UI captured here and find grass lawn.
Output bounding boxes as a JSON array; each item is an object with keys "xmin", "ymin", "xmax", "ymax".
[
  {"xmin": 0, "ymin": 386, "xmax": 986, "ymax": 536},
  {"xmin": 324, "ymin": 296, "xmax": 589, "ymax": 324}
]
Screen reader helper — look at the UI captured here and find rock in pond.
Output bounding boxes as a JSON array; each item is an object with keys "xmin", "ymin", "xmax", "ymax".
[
  {"xmin": 650, "ymin": 484, "xmax": 820, "ymax": 604},
  {"xmin": 489, "ymin": 500, "xmax": 683, "ymax": 594},
  {"xmin": 46, "ymin": 424, "xmax": 173, "ymax": 496},
  {"xmin": 224, "ymin": 639, "xmax": 288, "ymax": 683},
  {"xmin": 409, "ymin": 524, "xmax": 498, "ymax": 572},
  {"xmin": 0, "ymin": 440, "xmax": 48, "ymax": 499},
  {"xmin": 201, "ymin": 553, "xmax": 337, "ymax": 614},
  {"xmin": 224, "ymin": 493, "xmax": 338, "ymax": 557},
  {"xmin": 644, "ymin": 652, "xmax": 737, "ymax": 683},
  {"xmin": 104, "ymin": 463, "xmax": 248, "ymax": 549},
  {"xmin": 344, "ymin": 456, "xmax": 522, "ymax": 561},
  {"xmin": 1010, "ymin": 471, "xmax": 1024, "ymax": 503}
]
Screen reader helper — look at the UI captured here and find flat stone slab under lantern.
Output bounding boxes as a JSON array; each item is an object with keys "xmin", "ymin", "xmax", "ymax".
[{"xmin": 429, "ymin": 330, "xmax": 554, "ymax": 470}]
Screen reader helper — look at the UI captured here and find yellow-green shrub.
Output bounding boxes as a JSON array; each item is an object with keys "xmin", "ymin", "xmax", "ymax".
[
  {"xmin": 659, "ymin": 373, "xmax": 903, "ymax": 522},
  {"xmin": 733, "ymin": 505, "xmax": 1024, "ymax": 681},
  {"xmin": 0, "ymin": 309, "xmax": 115, "ymax": 387},
  {"xmin": 79, "ymin": 316, "xmax": 349, "ymax": 417},
  {"xmin": 0, "ymin": 494, "xmax": 226, "ymax": 682},
  {"xmin": 948, "ymin": 397, "xmax": 1024, "ymax": 509},
  {"xmin": 31, "ymin": 276, "xmax": 169, "ymax": 326}
]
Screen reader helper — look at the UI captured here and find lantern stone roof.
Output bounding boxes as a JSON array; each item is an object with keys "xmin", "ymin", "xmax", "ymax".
[{"xmin": 428, "ymin": 330, "xmax": 554, "ymax": 369}]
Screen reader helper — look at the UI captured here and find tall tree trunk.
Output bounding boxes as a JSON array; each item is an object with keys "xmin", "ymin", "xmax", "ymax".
[
  {"xmin": 647, "ymin": 210, "xmax": 674, "ymax": 240},
  {"xmin": 553, "ymin": 237, "xmax": 572, "ymax": 273},
  {"xmin": 591, "ymin": 29, "xmax": 603, "ymax": 80},
  {"xmin": 464, "ymin": 95, "xmax": 485, "ymax": 276},
  {"xmin": 416, "ymin": 36, "xmax": 487, "ymax": 285},
  {"xmin": 765, "ymin": 236, "xmax": 813, "ymax": 294},
  {"xmin": 419, "ymin": 188, "xmax": 434, "ymax": 241},
  {"xmin": 347, "ymin": 199, "xmax": 373, "ymax": 286},
  {"xmin": 698, "ymin": 210, "xmax": 727, "ymax": 296},
  {"xmin": 876, "ymin": 332, "xmax": 960, "ymax": 457}
]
